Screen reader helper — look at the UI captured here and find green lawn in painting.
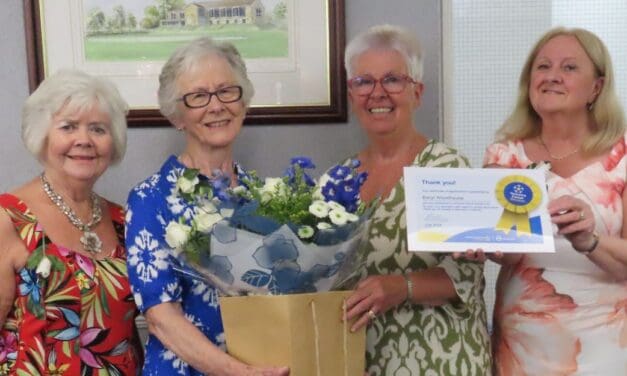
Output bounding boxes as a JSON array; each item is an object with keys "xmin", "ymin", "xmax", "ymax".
[{"xmin": 85, "ymin": 25, "xmax": 288, "ymax": 61}]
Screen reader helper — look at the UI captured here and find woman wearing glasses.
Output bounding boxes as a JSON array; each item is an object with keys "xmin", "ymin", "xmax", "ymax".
[
  {"xmin": 340, "ymin": 25, "xmax": 491, "ymax": 375},
  {"xmin": 125, "ymin": 38, "xmax": 289, "ymax": 376}
]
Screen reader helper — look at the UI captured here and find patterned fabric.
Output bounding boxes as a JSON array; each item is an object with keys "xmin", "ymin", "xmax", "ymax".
[
  {"xmin": 0, "ymin": 193, "xmax": 141, "ymax": 376},
  {"xmin": 485, "ymin": 137, "xmax": 627, "ymax": 375},
  {"xmin": 348, "ymin": 140, "xmax": 492, "ymax": 376},
  {"xmin": 125, "ymin": 155, "xmax": 247, "ymax": 376}
]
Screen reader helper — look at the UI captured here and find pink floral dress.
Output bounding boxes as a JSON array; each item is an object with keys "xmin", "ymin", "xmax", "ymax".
[
  {"xmin": 0, "ymin": 194, "xmax": 142, "ymax": 375},
  {"xmin": 484, "ymin": 137, "xmax": 627, "ymax": 375}
]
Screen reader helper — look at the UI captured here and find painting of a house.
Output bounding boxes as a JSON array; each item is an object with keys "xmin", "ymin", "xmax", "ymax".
[{"xmin": 162, "ymin": 0, "xmax": 267, "ymax": 27}]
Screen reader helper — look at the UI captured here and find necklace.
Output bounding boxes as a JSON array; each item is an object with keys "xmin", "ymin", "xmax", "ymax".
[
  {"xmin": 41, "ymin": 174, "xmax": 103, "ymax": 254},
  {"xmin": 537, "ymin": 136, "xmax": 580, "ymax": 161}
]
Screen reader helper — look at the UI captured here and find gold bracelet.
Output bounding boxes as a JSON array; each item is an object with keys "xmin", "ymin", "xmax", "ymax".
[
  {"xmin": 404, "ymin": 274, "xmax": 413, "ymax": 303},
  {"xmin": 577, "ymin": 231, "xmax": 599, "ymax": 255}
]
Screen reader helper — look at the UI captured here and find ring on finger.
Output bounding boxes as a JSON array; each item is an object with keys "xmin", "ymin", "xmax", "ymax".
[
  {"xmin": 367, "ymin": 309, "xmax": 376, "ymax": 320},
  {"xmin": 579, "ymin": 211, "xmax": 585, "ymax": 221}
]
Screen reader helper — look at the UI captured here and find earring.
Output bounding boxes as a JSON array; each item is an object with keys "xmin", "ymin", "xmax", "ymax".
[{"xmin": 587, "ymin": 102, "xmax": 594, "ymax": 111}]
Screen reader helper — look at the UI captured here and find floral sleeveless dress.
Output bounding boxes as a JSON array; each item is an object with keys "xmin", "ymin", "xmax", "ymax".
[
  {"xmin": 485, "ymin": 137, "xmax": 627, "ymax": 375},
  {"xmin": 0, "ymin": 193, "xmax": 142, "ymax": 375}
]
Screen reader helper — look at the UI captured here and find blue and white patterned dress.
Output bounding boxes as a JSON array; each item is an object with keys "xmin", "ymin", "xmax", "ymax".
[{"xmin": 125, "ymin": 155, "xmax": 245, "ymax": 375}]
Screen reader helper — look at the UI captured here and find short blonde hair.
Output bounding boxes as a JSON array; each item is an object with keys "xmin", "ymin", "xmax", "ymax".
[
  {"xmin": 344, "ymin": 24, "xmax": 423, "ymax": 81},
  {"xmin": 496, "ymin": 27, "xmax": 625, "ymax": 154},
  {"xmin": 22, "ymin": 69, "xmax": 128, "ymax": 164}
]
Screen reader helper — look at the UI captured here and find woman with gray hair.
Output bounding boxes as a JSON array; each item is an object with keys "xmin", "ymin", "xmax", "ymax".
[
  {"xmin": 125, "ymin": 38, "xmax": 289, "ymax": 375},
  {"xmin": 338, "ymin": 25, "xmax": 491, "ymax": 375},
  {"xmin": 0, "ymin": 69, "xmax": 143, "ymax": 374}
]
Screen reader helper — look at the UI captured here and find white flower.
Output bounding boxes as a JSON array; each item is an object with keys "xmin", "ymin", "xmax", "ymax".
[
  {"xmin": 309, "ymin": 200, "xmax": 330, "ymax": 218},
  {"xmin": 327, "ymin": 200, "xmax": 345, "ymax": 211},
  {"xmin": 194, "ymin": 212, "xmax": 223, "ymax": 233},
  {"xmin": 165, "ymin": 221, "xmax": 192, "ymax": 249},
  {"xmin": 199, "ymin": 201, "xmax": 218, "ymax": 214},
  {"xmin": 259, "ymin": 177, "xmax": 288, "ymax": 201},
  {"xmin": 316, "ymin": 222, "xmax": 332, "ymax": 230},
  {"xmin": 297, "ymin": 225, "xmax": 315, "ymax": 239},
  {"xmin": 220, "ymin": 207, "xmax": 235, "ymax": 218},
  {"xmin": 35, "ymin": 256, "xmax": 51, "ymax": 278},
  {"xmin": 176, "ymin": 175, "xmax": 199, "ymax": 194},
  {"xmin": 328, "ymin": 208, "xmax": 349, "ymax": 226},
  {"xmin": 231, "ymin": 186, "xmax": 247, "ymax": 195},
  {"xmin": 345, "ymin": 212, "xmax": 359, "ymax": 222},
  {"xmin": 260, "ymin": 191, "xmax": 273, "ymax": 204}
]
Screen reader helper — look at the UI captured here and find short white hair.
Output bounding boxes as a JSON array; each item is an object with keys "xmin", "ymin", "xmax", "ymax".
[
  {"xmin": 344, "ymin": 24, "xmax": 424, "ymax": 81},
  {"xmin": 158, "ymin": 37, "xmax": 254, "ymax": 122},
  {"xmin": 22, "ymin": 69, "xmax": 128, "ymax": 164}
]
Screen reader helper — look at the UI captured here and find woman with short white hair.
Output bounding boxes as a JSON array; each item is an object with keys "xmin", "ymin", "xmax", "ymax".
[
  {"xmin": 0, "ymin": 69, "xmax": 143, "ymax": 375},
  {"xmin": 340, "ymin": 25, "xmax": 491, "ymax": 375},
  {"xmin": 125, "ymin": 37, "xmax": 289, "ymax": 376}
]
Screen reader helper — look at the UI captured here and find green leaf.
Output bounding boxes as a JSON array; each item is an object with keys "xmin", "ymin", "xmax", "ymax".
[
  {"xmin": 182, "ymin": 168, "xmax": 199, "ymax": 180},
  {"xmin": 182, "ymin": 232, "xmax": 211, "ymax": 265},
  {"xmin": 100, "ymin": 285, "xmax": 111, "ymax": 315},
  {"xmin": 62, "ymin": 340, "xmax": 72, "ymax": 357},
  {"xmin": 48, "ymin": 255, "xmax": 65, "ymax": 272},
  {"xmin": 25, "ymin": 248, "xmax": 44, "ymax": 269}
]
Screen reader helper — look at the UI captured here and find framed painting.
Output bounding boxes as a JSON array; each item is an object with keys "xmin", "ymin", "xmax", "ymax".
[{"xmin": 24, "ymin": 0, "xmax": 346, "ymax": 126}]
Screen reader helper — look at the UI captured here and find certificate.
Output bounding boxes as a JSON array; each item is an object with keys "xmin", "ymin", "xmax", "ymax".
[{"xmin": 404, "ymin": 167, "xmax": 555, "ymax": 253}]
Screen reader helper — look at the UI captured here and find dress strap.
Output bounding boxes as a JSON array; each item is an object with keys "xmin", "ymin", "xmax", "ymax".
[
  {"xmin": 105, "ymin": 200, "xmax": 126, "ymax": 257},
  {"xmin": 0, "ymin": 193, "xmax": 43, "ymax": 253}
]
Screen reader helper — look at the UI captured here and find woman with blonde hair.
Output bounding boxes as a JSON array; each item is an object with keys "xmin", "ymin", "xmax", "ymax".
[{"xmin": 479, "ymin": 27, "xmax": 627, "ymax": 374}]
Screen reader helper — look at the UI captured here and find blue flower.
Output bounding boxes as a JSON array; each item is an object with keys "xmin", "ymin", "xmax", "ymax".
[
  {"xmin": 321, "ymin": 182, "xmax": 339, "ymax": 201},
  {"xmin": 289, "ymin": 156, "xmax": 316, "ymax": 170},
  {"xmin": 356, "ymin": 171, "xmax": 368, "ymax": 185},
  {"xmin": 18, "ymin": 268, "xmax": 41, "ymax": 305},
  {"xmin": 319, "ymin": 160, "xmax": 369, "ymax": 213},
  {"xmin": 301, "ymin": 172, "xmax": 316, "ymax": 187},
  {"xmin": 328, "ymin": 165, "xmax": 351, "ymax": 179},
  {"xmin": 207, "ymin": 170, "xmax": 233, "ymax": 201},
  {"xmin": 284, "ymin": 166, "xmax": 315, "ymax": 187}
]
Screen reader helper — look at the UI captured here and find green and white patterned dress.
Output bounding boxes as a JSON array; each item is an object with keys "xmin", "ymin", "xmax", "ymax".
[{"xmin": 352, "ymin": 140, "xmax": 492, "ymax": 376}]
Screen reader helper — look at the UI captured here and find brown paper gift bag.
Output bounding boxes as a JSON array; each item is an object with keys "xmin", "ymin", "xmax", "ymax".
[{"xmin": 219, "ymin": 290, "xmax": 366, "ymax": 376}]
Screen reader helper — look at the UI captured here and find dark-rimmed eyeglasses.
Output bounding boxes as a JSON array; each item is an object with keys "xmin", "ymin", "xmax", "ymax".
[
  {"xmin": 347, "ymin": 74, "xmax": 417, "ymax": 96},
  {"xmin": 178, "ymin": 85, "xmax": 243, "ymax": 108}
]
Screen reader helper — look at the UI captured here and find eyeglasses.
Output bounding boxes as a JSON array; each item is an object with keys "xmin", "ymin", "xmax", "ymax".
[
  {"xmin": 178, "ymin": 85, "xmax": 243, "ymax": 108},
  {"xmin": 347, "ymin": 74, "xmax": 417, "ymax": 96}
]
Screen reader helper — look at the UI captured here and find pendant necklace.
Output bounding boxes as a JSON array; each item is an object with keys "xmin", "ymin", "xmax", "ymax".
[
  {"xmin": 537, "ymin": 135, "xmax": 580, "ymax": 161},
  {"xmin": 41, "ymin": 173, "xmax": 103, "ymax": 254}
]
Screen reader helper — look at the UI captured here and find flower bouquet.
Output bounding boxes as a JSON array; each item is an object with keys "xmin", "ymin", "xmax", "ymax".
[
  {"xmin": 165, "ymin": 156, "xmax": 372, "ymax": 374},
  {"xmin": 166, "ymin": 156, "xmax": 373, "ymax": 295}
]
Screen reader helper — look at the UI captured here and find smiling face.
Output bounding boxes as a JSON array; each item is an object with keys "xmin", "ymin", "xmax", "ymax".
[
  {"xmin": 348, "ymin": 48, "xmax": 423, "ymax": 137},
  {"xmin": 43, "ymin": 102, "xmax": 114, "ymax": 183},
  {"xmin": 173, "ymin": 54, "xmax": 246, "ymax": 150},
  {"xmin": 528, "ymin": 35, "xmax": 603, "ymax": 117}
]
